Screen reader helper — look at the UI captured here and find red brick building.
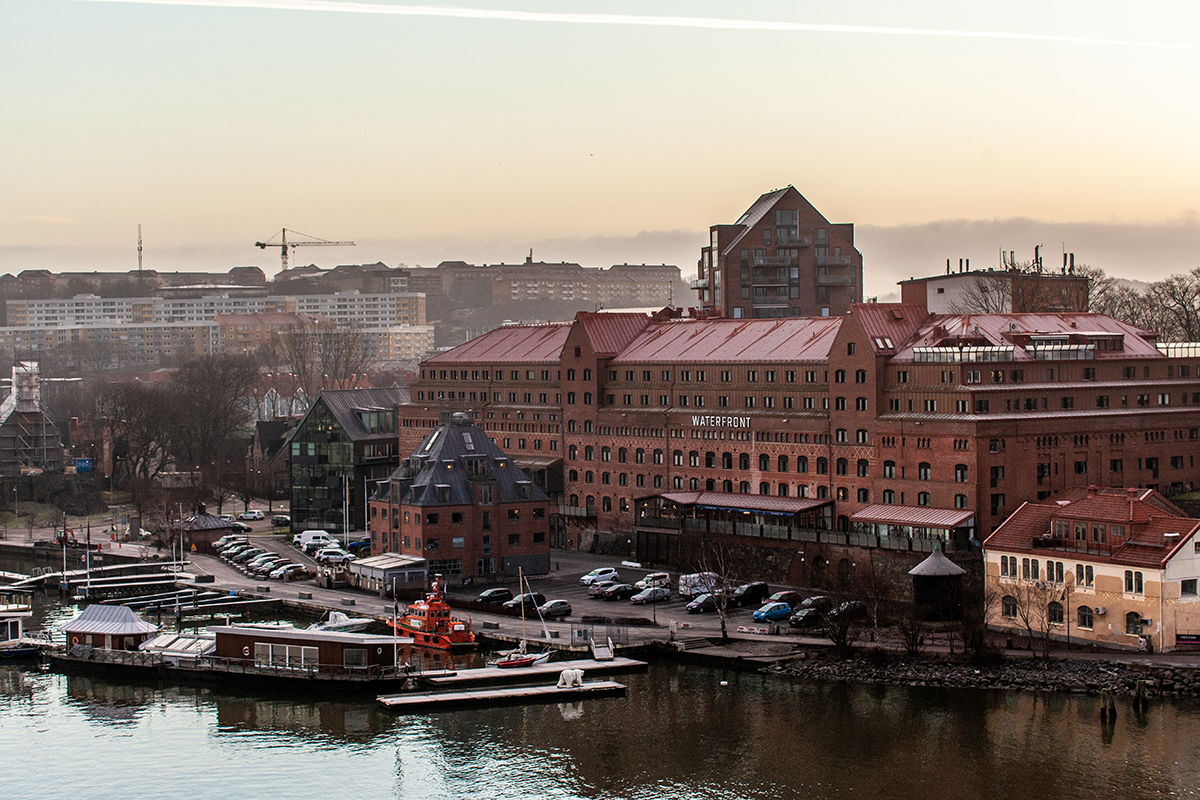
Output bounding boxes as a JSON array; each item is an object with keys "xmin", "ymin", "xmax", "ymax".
[
  {"xmin": 397, "ymin": 300, "xmax": 1200, "ymax": 574},
  {"xmin": 372, "ymin": 411, "xmax": 552, "ymax": 578},
  {"xmin": 696, "ymin": 186, "xmax": 863, "ymax": 320}
]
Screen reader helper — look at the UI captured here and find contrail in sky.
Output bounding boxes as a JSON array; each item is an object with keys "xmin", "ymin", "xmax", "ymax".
[{"xmin": 67, "ymin": 0, "xmax": 1200, "ymax": 51}]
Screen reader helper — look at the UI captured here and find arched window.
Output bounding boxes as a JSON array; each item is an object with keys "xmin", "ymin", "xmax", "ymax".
[
  {"xmin": 856, "ymin": 397, "xmax": 868, "ymax": 411},
  {"xmin": 1048, "ymin": 601, "xmax": 1064, "ymax": 625},
  {"xmin": 882, "ymin": 489, "xmax": 895, "ymax": 504},
  {"xmin": 758, "ymin": 482, "xmax": 769, "ymax": 494},
  {"xmin": 689, "ymin": 477, "xmax": 700, "ymax": 491},
  {"xmin": 857, "ymin": 488, "xmax": 869, "ymax": 503},
  {"xmin": 816, "ymin": 485, "xmax": 829, "ymax": 499},
  {"xmin": 798, "ymin": 485, "xmax": 808, "ymax": 497},
  {"xmin": 759, "ymin": 454, "xmax": 770, "ymax": 471},
  {"xmin": 690, "ymin": 451, "xmax": 700, "ymax": 467},
  {"xmin": 856, "ymin": 429, "xmax": 869, "ymax": 444},
  {"xmin": 1126, "ymin": 612, "xmax": 1142, "ymax": 635},
  {"xmin": 739, "ymin": 481, "xmax": 750, "ymax": 493},
  {"xmin": 653, "ymin": 475, "xmax": 664, "ymax": 488},
  {"xmin": 778, "ymin": 483, "xmax": 789, "ymax": 496},
  {"xmin": 618, "ymin": 447, "xmax": 628, "ymax": 463},
  {"xmin": 722, "ymin": 479, "xmax": 733, "ymax": 492},
  {"xmin": 918, "ymin": 462, "xmax": 931, "ymax": 480},
  {"xmin": 601, "ymin": 446, "xmax": 611, "ymax": 462},
  {"xmin": 653, "ymin": 449, "xmax": 664, "ymax": 465},
  {"xmin": 835, "ymin": 429, "xmax": 847, "ymax": 443},
  {"xmin": 583, "ymin": 420, "xmax": 593, "ymax": 433},
  {"xmin": 567, "ymin": 392, "xmax": 576, "ymax": 404},
  {"xmin": 1002, "ymin": 595, "xmax": 1018, "ymax": 618},
  {"xmin": 705, "ymin": 451, "xmax": 716, "ymax": 468},
  {"xmin": 705, "ymin": 479, "xmax": 715, "ymax": 491},
  {"xmin": 857, "ymin": 459, "xmax": 869, "ymax": 477},
  {"xmin": 585, "ymin": 495, "xmax": 595, "ymax": 510},
  {"xmin": 584, "ymin": 471, "xmax": 594, "ymax": 483},
  {"xmin": 836, "ymin": 458, "xmax": 848, "ymax": 476},
  {"xmin": 569, "ymin": 445, "xmax": 578, "ymax": 460},
  {"xmin": 602, "ymin": 496, "xmax": 612, "ymax": 512},
  {"xmin": 834, "ymin": 369, "xmax": 846, "ymax": 383},
  {"xmin": 673, "ymin": 476, "xmax": 683, "ymax": 489},
  {"xmin": 855, "ymin": 369, "xmax": 867, "ymax": 383},
  {"xmin": 569, "ymin": 494, "xmax": 579, "ymax": 507},
  {"xmin": 739, "ymin": 453, "xmax": 750, "ymax": 470},
  {"xmin": 955, "ymin": 463, "xmax": 968, "ymax": 482},
  {"xmin": 798, "ymin": 456, "xmax": 808, "ymax": 473},
  {"xmin": 883, "ymin": 460, "xmax": 895, "ymax": 478},
  {"xmin": 584, "ymin": 446, "xmax": 594, "ymax": 461},
  {"xmin": 673, "ymin": 450, "xmax": 684, "ymax": 466},
  {"xmin": 778, "ymin": 455, "xmax": 789, "ymax": 472},
  {"xmin": 816, "ymin": 457, "xmax": 828, "ymax": 475},
  {"xmin": 583, "ymin": 392, "xmax": 593, "ymax": 405},
  {"xmin": 635, "ymin": 448, "xmax": 646, "ymax": 464},
  {"xmin": 567, "ymin": 419, "xmax": 577, "ymax": 432},
  {"xmin": 837, "ymin": 487, "xmax": 849, "ymax": 501},
  {"xmin": 954, "ymin": 494, "xmax": 968, "ymax": 508},
  {"xmin": 917, "ymin": 492, "xmax": 930, "ymax": 506},
  {"xmin": 722, "ymin": 452, "xmax": 733, "ymax": 469},
  {"xmin": 1077, "ymin": 606, "xmax": 1094, "ymax": 629},
  {"xmin": 569, "ymin": 469, "xmax": 578, "ymax": 481}
]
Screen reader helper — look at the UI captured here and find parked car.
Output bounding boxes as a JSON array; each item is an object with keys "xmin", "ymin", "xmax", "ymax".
[
  {"xmin": 304, "ymin": 539, "xmax": 338, "ymax": 556},
  {"xmin": 217, "ymin": 514, "xmax": 234, "ymax": 522},
  {"xmin": 219, "ymin": 543, "xmax": 254, "ymax": 559},
  {"xmin": 686, "ymin": 593, "xmax": 717, "ymax": 613},
  {"xmin": 767, "ymin": 590, "xmax": 804, "ymax": 609},
  {"xmin": 503, "ymin": 592, "xmax": 546, "ymax": 611},
  {"xmin": 828, "ymin": 601, "xmax": 869, "ymax": 621},
  {"xmin": 269, "ymin": 563, "xmax": 308, "ymax": 581},
  {"xmin": 588, "ymin": 580, "xmax": 619, "ymax": 597},
  {"xmin": 477, "ymin": 587, "xmax": 514, "ymax": 605},
  {"xmin": 250, "ymin": 558, "xmax": 289, "ymax": 576},
  {"xmin": 634, "ymin": 572, "xmax": 671, "ymax": 590},
  {"xmin": 229, "ymin": 521, "xmax": 253, "ymax": 534},
  {"xmin": 798, "ymin": 595, "xmax": 834, "ymax": 611},
  {"xmin": 214, "ymin": 535, "xmax": 248, "ymax": 549},
  {"xmin": 752, "ymin": 601, "xmax": 793, "ymax": 622},
  {"xmin": 232, "ymin": 548, "xmax": 267, "ymax": 564},
  {"xmin": 238, "ymin": 510, "xmax": 265, "ymax": 521},
  {"xmin": 788, "ymin": 608, "xmax": 825, "ymax": 629},
  {"xmin": 293, "ymin": 530, "xmax": 334, "ymax": 549},
  {"xmin": 314, "ymin": 548, "xmax": 354, "ymax": 565},
  {"xmin": 346, "ymin": 537, "xmax": 372, "ymax": 555},
  {"xmin": 580, "ymin": 567, "xmax": 620, "ymax": 586},
  {"xmin": 272, "ymin": 515, "xmax": 291, "ymax": 527},
  {"xmin": 538, "ymin": 599, "xmax": 572, "ymax": 619},
  {"xmin": 599, "ymin": 583, "xmax": 638, "ymax": 601},
  {"xmin": 630, "ymin": 587, "xmax": 670, "ymax": 605},
  {"xmin": 730, "ymin": 581, "xmax": 771, "ymax": 607}
]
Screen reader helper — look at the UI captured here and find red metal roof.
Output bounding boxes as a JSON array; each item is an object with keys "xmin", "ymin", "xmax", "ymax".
[
  {"xmin": 658, "ymin": 491, "xmax": 831, "ymax": 515},
  {"xmin": 983, "ymin": 487, "xmax": 1200, "ymax": 569},
  {"xmin": 576, "ymin": 312, "xmax": 654, "ymax": 357},
  {"xmin": 424, "ymin": 321, "xmax": 570, "ymax": 365},
  {"xmin": 611, "ymin": 317, "xmax": 841, "ymax": 364},
  {"xmin": 850, "ymin": 303, "xmax": 930, "ymax": 353},
  {"xmin": 850, "ymin": 505, "xmax": 975, "ymax": 528}
]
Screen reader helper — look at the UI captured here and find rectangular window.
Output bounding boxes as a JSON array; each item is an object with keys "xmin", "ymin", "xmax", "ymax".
[{"xmin": 1183, "ymin": 579, "xmax": 1198, "ymax": 597}]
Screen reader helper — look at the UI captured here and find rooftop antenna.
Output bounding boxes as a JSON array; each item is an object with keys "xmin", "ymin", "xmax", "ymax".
[{"xmin": 137, "ymin": 224, "xmax": 143, "ymax": 273}]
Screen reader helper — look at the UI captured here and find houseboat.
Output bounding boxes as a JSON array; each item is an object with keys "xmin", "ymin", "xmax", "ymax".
[
  {"xmin": 388, "ymin": 575, "xmax": 477, "ymax": 651},
  {"xmin": 0, "ymin": 588, "xmax": 43, "ymax": 660}
]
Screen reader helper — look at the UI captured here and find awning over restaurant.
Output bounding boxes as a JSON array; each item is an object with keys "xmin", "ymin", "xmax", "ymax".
[
  {"xmin": 850, "ymin": 505, "xmax": 975, "ymax": 528},
  {"xmin": 656, "ymin": 491, "xmax": 832, "ymax": 516}
]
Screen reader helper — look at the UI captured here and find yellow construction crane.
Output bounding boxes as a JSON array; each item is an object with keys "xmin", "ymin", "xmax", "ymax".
[{"xmin": 255, "ymin": 228, "xmax": 355, "ymax": 272}]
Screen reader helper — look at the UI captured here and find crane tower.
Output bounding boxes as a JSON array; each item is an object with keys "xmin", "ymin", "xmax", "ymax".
[{"xmin": 255, "ymin": 229, "xmax": 355, "ymax": 273}]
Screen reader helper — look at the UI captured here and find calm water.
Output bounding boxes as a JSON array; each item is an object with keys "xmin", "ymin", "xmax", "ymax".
[{"xmin": 3, "ymin": 596, "xmax": 1199, "ymax": 799}]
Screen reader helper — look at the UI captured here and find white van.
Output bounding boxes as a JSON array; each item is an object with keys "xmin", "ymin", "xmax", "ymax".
[{"xmin": 293, "ymin": 530, "xmax": 334, "ymax": 549}]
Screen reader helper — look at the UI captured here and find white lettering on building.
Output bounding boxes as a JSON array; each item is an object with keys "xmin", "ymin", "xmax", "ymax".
[{"xmin": 690, "ymin": 415, "xmax": 751, "ymax": 428}]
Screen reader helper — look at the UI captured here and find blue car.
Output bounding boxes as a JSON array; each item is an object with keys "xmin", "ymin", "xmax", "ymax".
[{"xmin": 752, "ymin": 601, "xmax": 793, "ymax": 622}]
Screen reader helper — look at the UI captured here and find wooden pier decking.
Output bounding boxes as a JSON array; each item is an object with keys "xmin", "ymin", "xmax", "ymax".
[
  {"xmin": 419, "ymin": 657, "xmax": 647, "ymax": 689},
  {"xmin": 377, "ymin": 680, "xmax": 627, "ymax": 713}
]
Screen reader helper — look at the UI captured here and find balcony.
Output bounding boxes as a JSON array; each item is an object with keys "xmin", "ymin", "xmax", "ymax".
[
  {"xmin": 815, "ymin": 274, "xmax": 856, "ymax": 285},
  {"xmin": 752, "ymin": 256, "xmax": 795, "ymax": 267},
  {"xmin": 815, "ymin": 254, "xmax": 853, "ymax": 266},
  {"xmin": 689, "ymin": 278, "xmax": 709, "ymax": 290},
  {"xmin": 558, "ymin": 505, "xmax": 597, "ymax": 518},
  {"xmin": 776, "ymin": 235, "xmax": 812, "ymax": 246}
]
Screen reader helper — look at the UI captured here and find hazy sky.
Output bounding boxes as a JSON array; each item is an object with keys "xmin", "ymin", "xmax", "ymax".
[{"xmin": 2, "ymin": 0, "xmax": 1198, "ymax": 299}]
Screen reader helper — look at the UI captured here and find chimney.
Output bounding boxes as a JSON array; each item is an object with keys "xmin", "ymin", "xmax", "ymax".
[{"xmin": 1087, "ymin": 485, "xmax": 1097, "ymax": 496}]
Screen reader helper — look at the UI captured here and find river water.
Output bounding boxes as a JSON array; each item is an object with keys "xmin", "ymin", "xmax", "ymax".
[{"xmin": 2, "ymin": 597, "xmax": 1199, "ymax": 799}]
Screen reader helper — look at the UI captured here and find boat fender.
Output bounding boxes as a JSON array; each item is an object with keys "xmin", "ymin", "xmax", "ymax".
[{"xmin": 243, "ymin": 646, "xmax": 250, "ymax": 657}]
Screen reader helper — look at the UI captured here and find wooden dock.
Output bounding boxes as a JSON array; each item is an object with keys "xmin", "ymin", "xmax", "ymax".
[
  {"xmin": 377, "ymin": 680, "xmax": 627, "ymax": 713},
  {"xmin": 419, "ymin": 657, "xmax": 647, "ymax": 689}
]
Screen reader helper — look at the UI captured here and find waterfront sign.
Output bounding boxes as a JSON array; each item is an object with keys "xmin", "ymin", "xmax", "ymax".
[{"xmin": 690, "ymin": 415, "xmax": 751, "ymax": 429}]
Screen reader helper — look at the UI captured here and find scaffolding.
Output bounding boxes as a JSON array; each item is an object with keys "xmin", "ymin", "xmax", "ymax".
[{"xmin": 0, "ymin": 361, "xmax": 64, "ymax": 475}]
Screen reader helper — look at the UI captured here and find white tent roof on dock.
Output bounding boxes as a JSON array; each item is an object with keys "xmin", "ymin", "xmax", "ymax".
[{"xmin": 59, "ymin": 604, "xmax": 160, "ymax": 636}]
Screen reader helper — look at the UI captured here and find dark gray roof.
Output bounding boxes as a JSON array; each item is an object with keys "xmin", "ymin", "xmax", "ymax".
[
  {"xmin": 311, "ymin": 387, "xmax": 409, "ymax": 443},
  {"xmin": 60, "ymin": 604, "xmax": 160, "ymax": 636},
  {"xmin": 186, "ymin": 512, "xmax": 234, "ymax": 532},
  {"xmin": 379, "ymin": 413, "xmax": 549, "ymax": 507}
]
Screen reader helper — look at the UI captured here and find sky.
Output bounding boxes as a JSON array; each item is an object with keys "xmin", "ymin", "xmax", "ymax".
[{"xmin": 2, "ymin": 0, "xmax": 1199, "ymax": 300}]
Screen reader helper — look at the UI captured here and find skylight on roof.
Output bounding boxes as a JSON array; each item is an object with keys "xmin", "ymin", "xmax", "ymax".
[
  {"xmin": 462, "ymin": 432, "xmax": 475, "ymax": 451},
  {"xmin": 422, "ymin": 429, "xmax": 441, "ymax": 453}
]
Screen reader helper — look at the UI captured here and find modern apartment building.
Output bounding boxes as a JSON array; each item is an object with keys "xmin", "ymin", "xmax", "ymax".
[{"xmin": 696, "ymin": 186, "xmax": 863, "ymax": 319}]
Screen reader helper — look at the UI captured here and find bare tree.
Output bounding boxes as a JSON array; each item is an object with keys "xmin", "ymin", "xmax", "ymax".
[
  {"xmin": 948, "ymin": 273, "xmax": 1012, "ymax": 314},
  {"xmin": 1003, "ymin": 579, "xmax": 1060, "ymax": 659},
  {"xmin": 1148, "ymin": 269, "xmax": 1200, "ymax": 342},
  {"xmin": 273, "ymin": 318, "xmax": 372, "ymax": 399}
]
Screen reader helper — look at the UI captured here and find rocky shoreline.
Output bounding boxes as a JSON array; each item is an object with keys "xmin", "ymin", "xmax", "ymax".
[{"xmin": 765, "ymin": 651, "xmax": 1200, "ymax": 699}]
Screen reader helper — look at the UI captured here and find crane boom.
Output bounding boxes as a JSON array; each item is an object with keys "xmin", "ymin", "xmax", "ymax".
[{"xmin": 255, "ymin": 228, "xmax": 356, "ymax": 272}]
